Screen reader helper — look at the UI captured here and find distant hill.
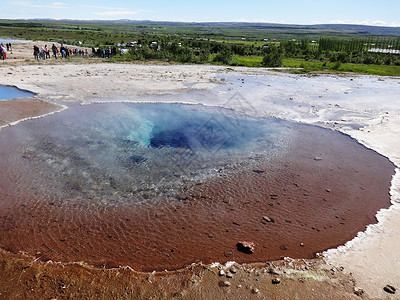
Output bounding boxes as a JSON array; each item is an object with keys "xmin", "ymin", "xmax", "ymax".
[
  {"xmin": 33, "ymin": 19, "xmax": 400, "ymax": 36},
  {"xmin": 1, "ymin": 19, "xmax": 399, "ymax": 41}
]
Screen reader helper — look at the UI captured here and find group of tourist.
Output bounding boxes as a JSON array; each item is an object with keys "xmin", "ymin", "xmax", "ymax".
[
  {"xmin": 0, "ymin": 42, "xmax": 12, "ymax": 60},
  {"xmin": 91, "ymin": 46, "xmax": 118, "ymax": 58},
  {"xmin": 33, "ymin": 43, "xmax": 89, "ymax": 60}
]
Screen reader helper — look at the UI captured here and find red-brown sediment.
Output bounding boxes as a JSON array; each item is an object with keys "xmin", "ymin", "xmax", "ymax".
[
  {"xmin": 0, "ymin": 124, "xmax": 394, "ymax": 272},
  {"xmin": 0, "ymin": 97, "xmax": 61, "ymax": 127}
]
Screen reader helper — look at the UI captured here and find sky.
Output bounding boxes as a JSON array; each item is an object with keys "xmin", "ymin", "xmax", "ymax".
[{"xmin": 1, "ymin": 0, "xmax": 400, "ymax": 27}]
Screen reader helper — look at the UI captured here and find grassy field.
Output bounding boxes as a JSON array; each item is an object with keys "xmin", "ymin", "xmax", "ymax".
[
  {"xmin": 1, "ymin": 19, "xmax": 400, "ymax": 76},
  {"xmin": 2, "ymin": 19, "xmax": 400, "ymax": 45},
  {"xmin": 231, "ymin": 55, "xmax": 263, "ymax": 67},
  {"xmin": 219, "ymin": 56, "xmax": 400, "ymax": 76},
  {"xmin": 281, "ymin": 59, "xmax": 400, "ymax": 76}
]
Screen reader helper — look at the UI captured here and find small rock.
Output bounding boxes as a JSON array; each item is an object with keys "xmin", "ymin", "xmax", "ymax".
[
  {"xmin": 237, "ymin": 284, "xmax": 242, "ymax": 288},
  {"xmin": 354, "ymin": 287, "xmax": 364, "ymax": 296},
  {"xmin": 252, "ymin": 288, "xmax": 260, "ymax": 294},
  {"xmin": 326, "ymin": 188, "xmax": 331, "ymax": 193},
  {"xmin": 272, "ymin": 278, "xmax": 281, "ymax": 284},
  {"xmin": 263, "ymin": 216, "xmax": 274, "ymax": 223},
  {"xmin": 300, "ymin": 243, "xmax": 304, "ymax": 247},
  {"xmin": 224, "ymin": 251, "xmax": 233, "ymax": 257},
  {"xmin": 221, "ymin": 281, "xmax": 231, "ymax": 287},
  {"xmin": 236, "ymin": 241, "xmax": 255, "ymax": 254},
  {"xmin": 267, "ymin": 267, "xmax": 280, "ymax": 275},
  {"xmin": 230, "ymin": 267, "xmax": 237, "ymax": 274},
  {"xmin": 219, "ymin": 269, "xmax": 226, "ymax": 276},
  {"xmin": 314, "ymin": 156, "xmax": 323, "ymax": 161},
  {"xmin": 253, "ymin": 168, "xmax": 266, "ymax": 174},
  {"xmin": 226, "ymin": 273, "xmax": 233, "ymax": 278},
  {"xmin": 384, "ymin": 285, "xmax": 396, "ymax": 294}
]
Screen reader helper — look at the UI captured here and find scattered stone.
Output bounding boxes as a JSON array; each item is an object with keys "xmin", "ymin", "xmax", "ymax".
[
  {"xmin": 253, "ymin": 168, "xmax": 266, "ymax": 174},
  {"xmin": 272, "ymin": 278, "xmax": 281, "ymax": 284},
  {"xmin": 236, "ymin": 241, "xmax": 255, "ymax": 254},
  {"xmin": 232, "ymin": 221, "xmax": 241, "ymax": 226},
  {"xmin": 237, "ymin": 284, "xmax": 242, "ymax": 288},
  {"xmin": 300, "ymin": 243, "xmax": 304, "ymax": 247},
  {"xmin": 354, "ymin": 287, "xmax": 364, "ymax": 296},
  {"xmin": 220, "ymin": 281, "xmax": 231, "ymax": 287},
  {"xmin": 226, "ymin": 273, "xmax": 233, "ymax": 278},
  {"xmin": 270, "ymin": 194, "xmax": 278, "ymax": 200},
  {"xmin": 263, "ymin": 216, "xmax": 274, "ymax": 223},
  {"xmin": 224, "ymin": 251, "xmax": 233, "ymax": 257},
  {"xmin": 268, "ymin": 268, "xmax": 282, "ymax": 276},
  {"xmin": 314, "ymin": 156, "xmax": 323, "ymax": 161},
  {"xmin": 384, "ymin": 285, "xmax": 396, "ymax": 294},
  {"xmin": 230, "ymin": 267, "xmax": 237, "ymax": 274},
  {"xmin": 219, "ymin": 269, "xmax": 226, "ymax": 276},
  {"xmin": 326, "ymin": 188, "xmax": 331, "ymax": 193},
  {"xmin": 252, "ymin": 288, "xmax": 260, "ymax": 294}
]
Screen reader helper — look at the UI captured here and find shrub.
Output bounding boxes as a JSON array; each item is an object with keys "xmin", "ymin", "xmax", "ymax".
[
  {"xmin": 213, "ymin": 45, "xmax": 233, "ymax": 64},
  {"xmin": 261, "ymin": 45, "xmax": 283, "ymax": 67}
]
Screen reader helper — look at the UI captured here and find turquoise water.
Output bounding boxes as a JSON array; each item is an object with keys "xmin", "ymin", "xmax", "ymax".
[
  {"xmin": 1, "ymin": 102, "xmax": 294, "ymax": 205},
  {"xmin": 0, "ymin": 85, "xmax": 34, "ymax": 100}
]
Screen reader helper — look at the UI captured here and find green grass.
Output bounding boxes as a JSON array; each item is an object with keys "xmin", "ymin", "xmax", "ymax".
[
  {"xmin": 231, "ymin": 55, "xmax": 262, "ymax": 67},
  {"xmin": 225, "ymin": 56, "xmax": 400, "ymax": 76},
  {"xmin": 337, "ymin": 63, "xmax": 400, "ymax": 76},
  {"xmin": 208, "ymin": 39, "xmax": 266, "ymax": 47},
  {"xmin": 281, "ymin": 59, "xmax": 400, "ymax": 76}
]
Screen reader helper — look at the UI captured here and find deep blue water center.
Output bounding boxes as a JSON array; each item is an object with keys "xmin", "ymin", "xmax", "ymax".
[
  {"xmin": 0, "ymin": 85, "xmax": 34, "ymax": 100},
  {"xmin": 6, "ymin": 102, "xmax": 294, "ymax": 204}
]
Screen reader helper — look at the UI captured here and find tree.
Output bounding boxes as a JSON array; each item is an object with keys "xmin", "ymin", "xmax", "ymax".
[
  {"xmin": 261, "ymin": 45, "xmax": 282, "ymax": 67},
  {"xmin": 213, "ymin": 44, "xmax": 233, "ymax": 65}
]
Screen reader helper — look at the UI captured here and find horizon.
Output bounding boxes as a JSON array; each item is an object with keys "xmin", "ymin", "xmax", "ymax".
[
  {"xmin": 1, "ymin": 0, "xmax": 400, "ymax": 28},
  {"xmin": 2, "ymin": 18, "xmax": 400, "ymax": 29}
]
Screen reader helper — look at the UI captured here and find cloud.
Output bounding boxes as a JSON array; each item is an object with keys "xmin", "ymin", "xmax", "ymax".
[
  {"xmin": 79, "ymin": 4, "xmax": 150, "ymax": 17},
  {"xmin": 92, "ymin": 11, "xmax": 141, "ymax": 17},
  {"xmin": 330, "ymin": 19, "xmax": 400, "ymax": 27},
  {"xmin": 9, "ymin": 0, "xmax": 67, "ymax": 8},
  {"xmin": 80, "ymin": 4, "xmax": 150, "ymax": 12}
]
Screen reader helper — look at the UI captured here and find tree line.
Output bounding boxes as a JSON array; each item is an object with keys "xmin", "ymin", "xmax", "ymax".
[{"xmin": 112, "ymin": 36, "xmax": 400, "ymax": 68}]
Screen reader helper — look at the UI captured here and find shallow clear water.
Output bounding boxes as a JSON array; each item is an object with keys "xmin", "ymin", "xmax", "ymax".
[
  {"xmin": 2, "ymin": 103, "xmax": 294, "ymax": 206},
  {"xmin": 0, "ymin": 101, "xmax": 395, "ymax": 271},
  {"xmin": 0, "ymin": 85, "xmax": 34, "ymax": 100}
]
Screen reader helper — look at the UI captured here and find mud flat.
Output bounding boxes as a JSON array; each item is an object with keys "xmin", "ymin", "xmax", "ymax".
[{"xmin": 1, "ymin": 44, "xmax": 400, "ymax": 298}]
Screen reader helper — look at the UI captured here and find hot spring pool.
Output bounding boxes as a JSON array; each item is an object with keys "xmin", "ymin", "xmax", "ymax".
[
  {"xmin": 0, "ymin": 102, "xmax": 293, "ymax": 205},
  {"xmin": 0, "ymin": 102, "xmax": 394, "ymax": 271}
]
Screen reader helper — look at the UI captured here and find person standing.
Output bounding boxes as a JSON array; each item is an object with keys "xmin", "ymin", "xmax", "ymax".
[
  {"xmin": 52, "ymin": 44, "xmax": 58, "ymax": 59},
  {"xmin": 0, "ymin": 44, "xmax": 6, "ymax": 60},
  {"xmin": 33, "ymin": 45, "xmax": 40, "ymax": 60},
  {"xmin": 45, "ymin": 45, "xmax": 51, "ymax": 59}
]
